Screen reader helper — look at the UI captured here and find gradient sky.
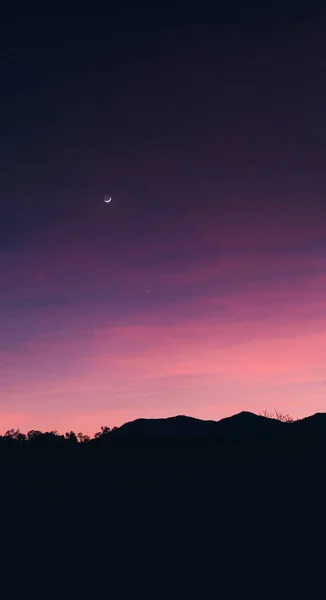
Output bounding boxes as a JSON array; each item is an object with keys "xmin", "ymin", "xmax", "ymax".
[{"xmin": 1, "ymin": 3, "xmax": 326, "ymax": 434}]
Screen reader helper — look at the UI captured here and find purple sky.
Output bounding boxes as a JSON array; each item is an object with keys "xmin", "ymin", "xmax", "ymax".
[{"xmin": 1, "ymin": 4, "xmax": 326, "ymax": 433}]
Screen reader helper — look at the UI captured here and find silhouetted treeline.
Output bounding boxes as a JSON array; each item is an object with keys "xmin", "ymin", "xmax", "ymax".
[
  {"xmin": 1, "ymin": 411, "xmax": 326, "ymax": 462},
  {"xmin": 0, "ymin": 424, "xmax": 120, "ymax": 446}
]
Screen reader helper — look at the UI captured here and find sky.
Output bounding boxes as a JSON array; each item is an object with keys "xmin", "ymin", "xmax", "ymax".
[{"xmin": 1, "ymin": 2, "xmax": 326, "ymax": 434}]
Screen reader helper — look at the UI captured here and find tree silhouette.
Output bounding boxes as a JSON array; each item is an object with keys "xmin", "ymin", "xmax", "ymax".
[
  {"xmin": 94, "ymin": 426, "xmax": 111, "ymax": 438},
  {"xmin": 77, "ymin": 433, "xmax": 90, "ymax": 443},
  {"xmin": 27, "ymin": 430, "xmax": 44, "ymax": 442},
  {"xmin": 4, "ymin": 429, "xmax": 26, "ymax": 442},
  {"xmin": 64, "ymin": 431, "xmax": 78, "ymax": 444}
]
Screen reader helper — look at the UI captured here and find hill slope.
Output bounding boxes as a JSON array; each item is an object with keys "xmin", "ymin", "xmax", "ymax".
[{"xmin": 113, "ymin": 410, "xmax": 286, "ymax": 441}]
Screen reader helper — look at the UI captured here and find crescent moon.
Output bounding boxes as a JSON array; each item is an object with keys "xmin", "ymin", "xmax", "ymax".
[{"xmin": 104, "ymin": 196, "xmax": 111, "ymax": 203}]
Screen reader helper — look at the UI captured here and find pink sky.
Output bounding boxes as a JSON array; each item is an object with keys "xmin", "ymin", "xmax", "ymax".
[{"xmin": 1, "ymin": 224, "xmax": 325, "ymax": 434}]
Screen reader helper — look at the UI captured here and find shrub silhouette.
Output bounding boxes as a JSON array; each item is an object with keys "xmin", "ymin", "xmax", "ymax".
[{"xmin": 259, "ymin": 408, "xmax": 297, "ymax": 423}]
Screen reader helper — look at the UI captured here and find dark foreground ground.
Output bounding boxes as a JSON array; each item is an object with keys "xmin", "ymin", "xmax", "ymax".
[{"xmin": 1, "ymin": 414, "xmax": 325, "ymax": 594}]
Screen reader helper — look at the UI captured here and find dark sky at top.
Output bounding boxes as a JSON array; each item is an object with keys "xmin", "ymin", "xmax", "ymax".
[{"xmin": 1, "ymin": 1, "xmax": 326, "ymax": 251}]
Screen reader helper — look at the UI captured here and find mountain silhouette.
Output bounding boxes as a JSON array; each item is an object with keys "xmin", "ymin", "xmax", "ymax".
[
  {"xmin": 288, "ymin": 412, "xmax": 326, "ymax": 447},
  {"xmin": 214, "ymin": 410, "xmax": 286, "ymax": 439},
  {"xmin": 291, "ymin": 412, "xmax": 326, "ymax": 430},
  {"xmin": 112, "ymin": 410, "xmax": 286, "ymax": 442},
  {"xmin": 115, "ymin": 414, "xmax": 218, "ymax": 437}
]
